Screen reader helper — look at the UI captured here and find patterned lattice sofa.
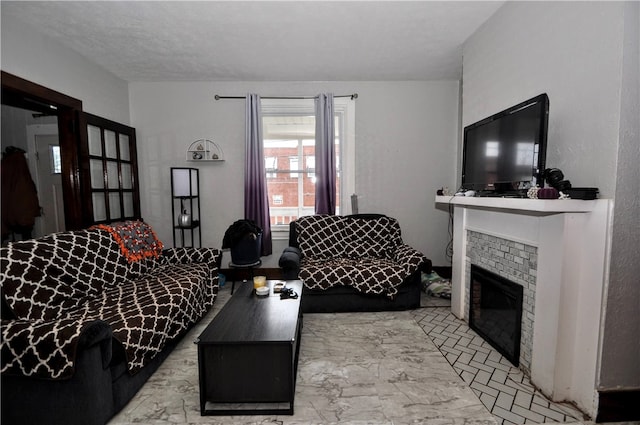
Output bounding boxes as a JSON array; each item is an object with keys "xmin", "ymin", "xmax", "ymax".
[
  {"xmin": 279, "ymin": 214, "xmax": 431, "ymax": 313},
  {"xmin": 0, "ymin": 221, "xmax": 221, "ymax": 425}
]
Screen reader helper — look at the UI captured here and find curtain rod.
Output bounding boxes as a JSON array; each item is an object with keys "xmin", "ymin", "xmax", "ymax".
[{"xmin": 214, "ymin": 93, "xmax": 358, "ymax": 100}]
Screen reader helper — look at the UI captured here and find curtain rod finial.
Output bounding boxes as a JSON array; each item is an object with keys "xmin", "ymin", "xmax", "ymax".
[
  {"xmin": 351, "ymin": 94, "xmax": 358, "ymax": 100},
  {"xmin": 214, "ymin": 95, "xmax": 220, "ymax": 100}
]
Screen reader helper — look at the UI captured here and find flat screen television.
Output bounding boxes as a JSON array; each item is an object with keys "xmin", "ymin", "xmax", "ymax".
[{"xmin": 462, "ymin": 94, "xmax": 549, "ymax": 195}]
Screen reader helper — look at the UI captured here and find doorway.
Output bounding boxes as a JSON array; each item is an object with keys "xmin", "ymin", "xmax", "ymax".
[
  {"xmin": 26, "ymin": 124, "xmax": 66, "ymax": 237},
  {"xmin": 1, "ymin": 71, "xmax": 83, "ymax": 230},
  {"xmin": 1, "ymin": 71, "xmax": 142, "ymax": 234},
  {"xmin": 1, "ymin": 104, "xmax": 62, "ymax": 242}
]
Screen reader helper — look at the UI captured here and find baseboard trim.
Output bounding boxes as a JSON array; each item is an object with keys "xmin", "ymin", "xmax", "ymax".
[{"xmin": 596, "ymin": 389, "xmax": 640, "ymax": 422}]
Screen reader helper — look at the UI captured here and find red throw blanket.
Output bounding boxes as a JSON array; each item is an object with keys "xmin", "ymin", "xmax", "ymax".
[{"xmin": 92, "ymin": 221, "xmax": 163, "ymax": 262}]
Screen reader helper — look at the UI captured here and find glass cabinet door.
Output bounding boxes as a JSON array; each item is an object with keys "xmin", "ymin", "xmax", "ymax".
[{"xmin": 83, "ymin": 113, "xmax": 140, "ymax": 224}]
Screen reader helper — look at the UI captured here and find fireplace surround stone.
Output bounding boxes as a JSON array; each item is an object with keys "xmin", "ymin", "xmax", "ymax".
[{"xmin": 465, "ymin": 232, "xmax": 536, "ymax": 373}]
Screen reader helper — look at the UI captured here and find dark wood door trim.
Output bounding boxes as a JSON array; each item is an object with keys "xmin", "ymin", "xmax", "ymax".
[
  {"xmin": 2, "ymin": 71, "xmax": 82, "ymax": 110},
  {"xmin": 1, "ymin": 71, "xmax": 84, "ymax": 229}
]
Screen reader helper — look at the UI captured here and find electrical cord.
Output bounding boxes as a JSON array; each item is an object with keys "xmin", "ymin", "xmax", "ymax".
[{"xmin": 445, "ymin": 195, "xmax": 455, "ymax": 264}]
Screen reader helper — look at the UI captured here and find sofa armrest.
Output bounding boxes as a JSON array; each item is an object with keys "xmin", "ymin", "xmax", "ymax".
[
  {"xmin": 1, "ymin": 320, "xmax": 116, "ymax": 425},
  {"xmin": 393, "ymin": 244, "xmax": 429, "ymax": 277},
  {"xmin": 162, "ymin": 247, "xmax": 222, "ymax": 267},
  {"xmin": 279, "ymin": 247, "xmax": 302, "ymax": 280},
  {"xmin": 1, "ymin": 318, "xmax": 113, "ymax": 380},
  {"xmin": 162, "ymin": 247, "xmax": 222, "ymax": 285}
]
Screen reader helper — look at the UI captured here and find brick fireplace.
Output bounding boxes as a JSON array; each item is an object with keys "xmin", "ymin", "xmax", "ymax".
[{"xmin": 436, "ymin": 195, "xmax": 612, "ymax": 418}]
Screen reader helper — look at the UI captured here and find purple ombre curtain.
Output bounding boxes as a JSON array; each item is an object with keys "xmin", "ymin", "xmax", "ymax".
[
  {"xmin": 245, "ymin": 93, "xmax": 272, "ymax": 256},
  {"xmin": 315, "ymin": 93, "xmax": 336, "ymax": 215}
]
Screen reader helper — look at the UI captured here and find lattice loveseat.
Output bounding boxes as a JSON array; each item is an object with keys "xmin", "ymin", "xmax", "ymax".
[
  {"xmin": 0, "ymin": 221, "xmax": 221, "ymax": 425},
  {"xmin": 279, "ymin": 214, "xmax": 430, "ymax": 312}
]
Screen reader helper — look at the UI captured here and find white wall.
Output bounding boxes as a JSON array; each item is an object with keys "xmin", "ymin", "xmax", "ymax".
[
  {"xmin": 129, "ymin": 81, "xmax": 460, "ymax": 267},
  {"xmin": 462, "ymin": 1, "xmax": 624, "ymax": 198},
  {"xmin": 1, "ymin": 14, "xmax": 130, "ymax": 124},
  {"xmin": 599, "ymin": 1, "xmax": 640, "ymax": 391},
  {"xmin": 1, "ymin": 105, "xmax": 30, "ymax": 152},
  {"xmin": 462, "ymin": 0, "xmax": 640, "ymax": 412},
  {"xmin": 1, "ymin": 104, "xmax": 57, "ymax": 152},
  {"xmin": 2, "ymin": 9, "xmax": 462, "ymax": 269}
]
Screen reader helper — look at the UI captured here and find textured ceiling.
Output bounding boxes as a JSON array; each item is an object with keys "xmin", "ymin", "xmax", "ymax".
[{"xmin": 1, "ymin": 1, "xmax": 504, "ymax": 82}]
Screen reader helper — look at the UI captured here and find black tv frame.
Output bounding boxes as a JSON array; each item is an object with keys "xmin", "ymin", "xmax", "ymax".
[{"xmin": 461, "ymin": 93, "xmax": 549, "ymax": 196}]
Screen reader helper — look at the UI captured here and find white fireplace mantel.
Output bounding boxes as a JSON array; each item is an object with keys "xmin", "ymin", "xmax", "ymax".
[
  {"xmin": 435, "ymin": 195, "xmax": 601, "ymax": 213},
  {"xmin": 435, "ymin": 195, "xmax": 613, "ymax": 418}
]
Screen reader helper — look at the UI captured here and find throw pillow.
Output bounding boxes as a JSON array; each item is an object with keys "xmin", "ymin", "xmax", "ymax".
[{"xmin": 295, "ymin": 215, "xmax": 346, "ymax": 259}]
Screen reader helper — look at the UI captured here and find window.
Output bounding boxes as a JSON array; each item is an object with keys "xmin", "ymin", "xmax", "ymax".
[
  {"xmin": 306, "ymin": 155, "xmax": 316, "ymax": 181},
  {"xmin": 49, "ymin": 145, "xmax": 62, "ymax": 174},
  {"xmin": 261, "ymin": 97, "xmax": 355, "ymax": 233},
  {"xmin": 265, "ymin": 156, "xmax": 277, "ymax": 178},
  {"xmin": 289, "ymin": 155, "xmax": 300, "ymax": 179},
  {"xmin": 263, "ymin": 127, "xmax": 320, "ymax": 226}
]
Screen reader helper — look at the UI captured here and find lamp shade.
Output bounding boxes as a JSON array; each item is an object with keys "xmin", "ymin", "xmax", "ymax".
[{"xmin": 172, "ymin": 168, "xmax": 198, "ymax": 197}]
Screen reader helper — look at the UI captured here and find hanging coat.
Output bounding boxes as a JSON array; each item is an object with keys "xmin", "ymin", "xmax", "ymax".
[{"xmin": 1, "ymin": 149, "xmax": 41, "ymax": 240}]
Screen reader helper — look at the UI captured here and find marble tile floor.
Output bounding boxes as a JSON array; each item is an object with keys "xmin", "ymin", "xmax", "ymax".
[
  {"xmin": 108, "ymin": 285, "xmax": 616, "ymax": 425},
  {"xmin": 110, "ymin": 285, "xmax": 495, "ymax": 425}
]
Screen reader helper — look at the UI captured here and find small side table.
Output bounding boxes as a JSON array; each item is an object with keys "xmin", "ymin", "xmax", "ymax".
[{"xmin": 228, "ymin": 259, "xmax": 262, "ymax": 294}]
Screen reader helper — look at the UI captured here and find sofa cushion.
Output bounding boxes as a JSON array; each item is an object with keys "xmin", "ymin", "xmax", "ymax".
[
  {"xmin": 342, "ymin": 216, "xmax": 401, "ymax": 259},
  {"xmin": 81, "ymin": 262, "xmax": 213, "ymax": 374},
  {"xmin": 295, "ymin": 215, "xmax": 347, "ymax": 259},
  {"xmin": 1, "ymin": 262, "xmax": 213, "ymax": 380},
  {"xmin": 300, "ymin": 257, "xmax": 406, "ymax": 298},
  {"xmin": 1, "ymin": 229, "xmax": 133, "ymax": 320},
  {"xmin": 1, "ymin": 222, "xmax": 222, "ymax": 384}
]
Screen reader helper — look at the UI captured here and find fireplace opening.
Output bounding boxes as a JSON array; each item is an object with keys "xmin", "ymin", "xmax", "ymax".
[{"xmin": 469, "ymin": 264, "xmax": 523, "ymax": 366}]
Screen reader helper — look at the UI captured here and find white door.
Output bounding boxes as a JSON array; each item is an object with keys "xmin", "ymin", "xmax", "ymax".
[{"xmin": 27, "ymin": 124, "xmax": 65, "ymax": 238}]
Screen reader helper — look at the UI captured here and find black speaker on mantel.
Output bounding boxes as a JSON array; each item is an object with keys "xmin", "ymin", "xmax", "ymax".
[
  {"xmin": 564, "ymin": 187, "xmax": 599, "ymax": 200},
  {"xmin": 543, "ymin": 168, "xmax": 599, "ymax": 199},
  {"xmin": 543, "ymin": 168, "xmax": 572, "ymax": 191}
]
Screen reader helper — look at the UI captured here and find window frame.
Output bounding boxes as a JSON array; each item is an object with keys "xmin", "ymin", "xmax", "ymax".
[
  {"xmin": 261, "ymin": 97, "xmax": 355, "ymax": 239},
  {"xmin": 81, "ymin": 112, "xmax": 141, "ymax": 224}
]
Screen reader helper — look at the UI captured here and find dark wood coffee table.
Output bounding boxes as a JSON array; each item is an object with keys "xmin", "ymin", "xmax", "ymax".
[{"xmin": 196, "ymin": 279, "xmax": 303, "ymax": 416}]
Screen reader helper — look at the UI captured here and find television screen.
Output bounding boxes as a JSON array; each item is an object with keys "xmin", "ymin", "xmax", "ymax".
[{"xmin": 462, "ymin": 94, "xmax": 549, "ymax": 194}]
